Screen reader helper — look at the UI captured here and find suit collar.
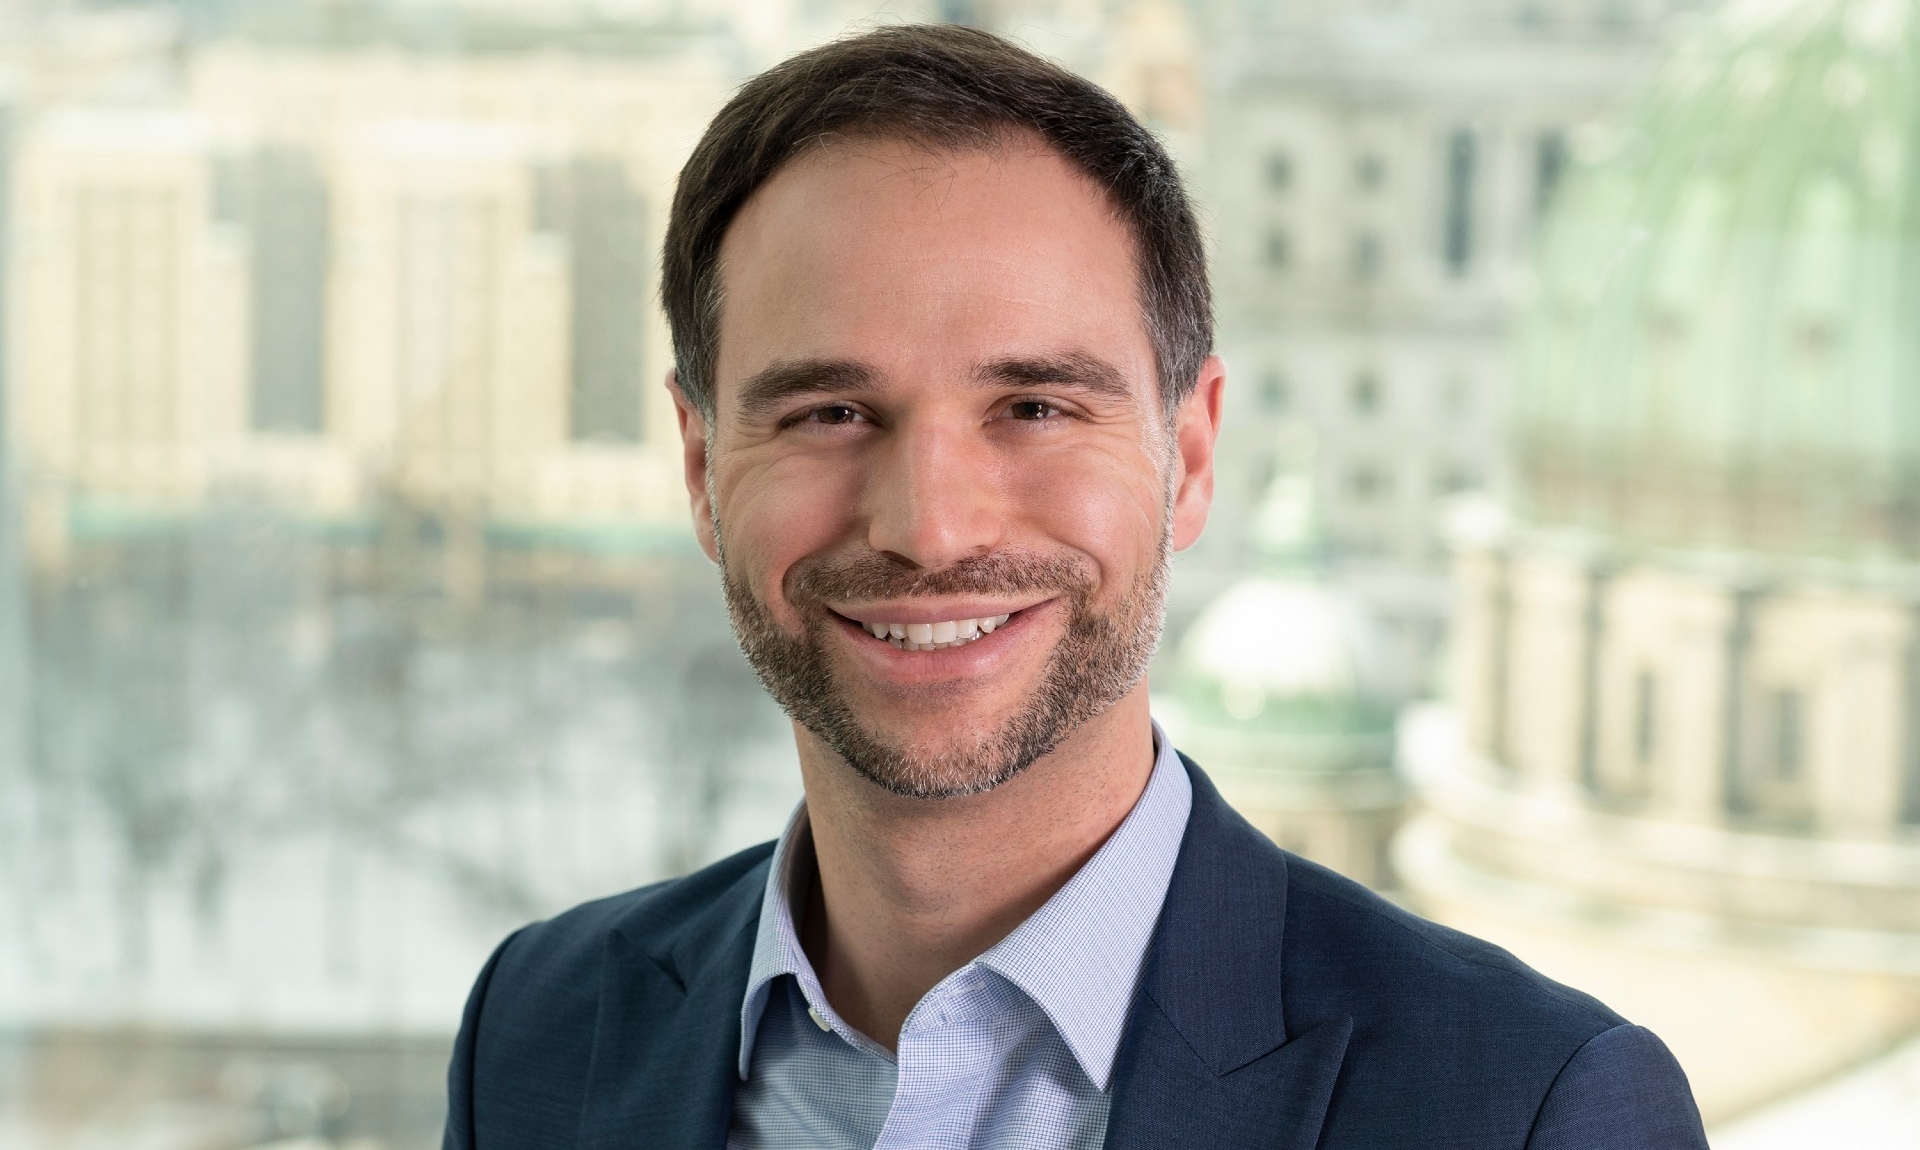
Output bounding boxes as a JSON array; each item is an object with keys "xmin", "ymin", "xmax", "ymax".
[
  {"xmin": 1104, "ymin": 755, "xmax": 1352, "ymax": 1150},
  {"xmin": 574, "ymin": 853, "xmax": 769, "ymax": 1150}
]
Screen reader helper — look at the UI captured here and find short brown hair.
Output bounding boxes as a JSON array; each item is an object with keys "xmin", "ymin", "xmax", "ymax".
[{"xmin": 661, "ymin": 23, "xmax": 1212, "ymax": 421}]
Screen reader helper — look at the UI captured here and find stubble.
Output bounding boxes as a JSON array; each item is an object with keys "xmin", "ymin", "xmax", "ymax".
[{"xmin": 719, "ymin": 533, "xmax": 1170, "ymax": 799}]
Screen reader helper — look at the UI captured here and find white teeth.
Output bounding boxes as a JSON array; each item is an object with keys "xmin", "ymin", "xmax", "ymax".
[{"xmin": 856, "ymin": 612, "xmax": 1017, "ymax": 651}]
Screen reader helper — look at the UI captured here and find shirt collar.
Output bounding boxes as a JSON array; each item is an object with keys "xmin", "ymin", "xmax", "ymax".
[{"xmin": 737, "ymin": 721, "xmax": 1194, "ymax": 1089}]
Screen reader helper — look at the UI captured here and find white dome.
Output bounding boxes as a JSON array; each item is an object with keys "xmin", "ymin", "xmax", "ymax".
[{"xmin": 1178, "ymin": 576, "xmax": 1392, "ymax": 715}]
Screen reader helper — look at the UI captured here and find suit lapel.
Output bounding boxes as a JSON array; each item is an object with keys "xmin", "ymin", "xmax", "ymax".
[
  {"xmin": 575, "ymin": 858, "xmax": 768, "ymax": 1150},
  {"xmin": 1106, "ymin": 1003, "xmax": 1350, "ymax": 1150},
  {"xmin": 1105, "ymin": 758, "xmax": 1351, "ymax": 1150}
]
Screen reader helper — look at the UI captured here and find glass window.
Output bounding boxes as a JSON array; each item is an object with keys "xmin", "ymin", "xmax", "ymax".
[
  {"xmin": 210, "ymin": 154, "xmax": 247, "ymax": 226},
  {"xmin": 246, "ymin": 147, "xmax": 330, "ymax": 435},
  {"xmin": 1350, "ymin": 371, "xmax": 1383, "ymax": 414},
  {"xmin": 560, "ymin": 158, "xmax": 649, "ymax": 444},
  {"xmin": 1264, "ymin": 150, "xmax": 1294, "ymax": 192},
  {"xmin": 1351, "ymin": 231, "xmax": 1383, "ymax": 281},
  {"xmin": 1735, "ymin": 684, "xmax": 1815, "ymax": 826},
  {"xmin": 1535, "ymin": 130, "xmax": 1568, "ymax": 217},
  {"xmin": 1355, "ymin": 152, "xmax": 1387, "ymax": 191},
  {"xmin": 1264, "ymin": 227, "xmax": 1292, "ymax": 271},
  {"xmin": 1435, "ymin": 463, "xmax": 1481, "ymax": 494},
  {"xmin": 1443, "ymin": 128, "xmax": 1477, "ymax": 275},
  {"xmin": 1634, "ymin": 669, "xmax": 1658, "ymax": 767},
  {"xmin": 1346, "ymin": 462, "xmax": 1392, "ymax": 501},
  {"xmin": 1260, "ymin": 369, "xmax": 1290, "ymax": 414},
  {"xmin": 1765, "ymin": 687, "xmax": 1807, "ymax": 784},
  {"xmin": 531, "ymin": 161, "xmax": 569, "ymax": 235},
  {"xmin": 1595, "ymin": 2, "xmax": 1634, "ymax": 36}
]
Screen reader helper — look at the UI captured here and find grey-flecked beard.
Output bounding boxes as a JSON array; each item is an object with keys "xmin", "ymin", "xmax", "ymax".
[{"xmin": 717, "ymin": 530, "xmax": 1170, "ymax": 800}]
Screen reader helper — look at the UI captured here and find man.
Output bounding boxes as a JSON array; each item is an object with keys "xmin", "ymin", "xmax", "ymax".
[{"xmin": 444, "ymin": 24, "xmax": 1708, "ymax": 1150}]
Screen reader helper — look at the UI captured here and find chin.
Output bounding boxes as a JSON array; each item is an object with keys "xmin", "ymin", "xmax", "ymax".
[
  {"xmin": 812, "ymin": 711, "xmax": 1035, "ymax": 799},
  {"xmin": 859, "ymin": 716, "xmax": 1004, "ymax": 768}
]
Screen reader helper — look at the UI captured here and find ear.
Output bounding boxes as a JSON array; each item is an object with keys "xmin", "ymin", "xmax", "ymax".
[
  {"xmin": 669, "ymin": 369, "xmax": 721, "ymax": 564},
  {"xmin": 1169, "ymin": 354, "xmax": 1226, "ymax": 552}
]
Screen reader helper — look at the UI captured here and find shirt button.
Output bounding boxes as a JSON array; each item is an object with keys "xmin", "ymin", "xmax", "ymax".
[{"xmin": 807, "ymin": 1004, "xmax": 833, "ymax": 1032}]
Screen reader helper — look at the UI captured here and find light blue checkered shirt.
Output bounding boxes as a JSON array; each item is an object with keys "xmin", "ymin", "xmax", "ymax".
[{"xmin": 728, "ymin": 724, "xmax": 1193, "ymax": 1150}]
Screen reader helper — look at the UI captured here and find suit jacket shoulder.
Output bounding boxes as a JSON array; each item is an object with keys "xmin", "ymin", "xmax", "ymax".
[
  {"xmin": 1278, "ymin": 852, "xmax": 1635, "ymax": 1143},
  {"xmin": 1284, "ymin": 847, "xmax": 1623, "ymax": 1045},
  {"xmin": 1109, "ymin": 757, "xmax": 1706, "ymax": 1150},
  {"xmin": 444, "ymin": 842, "xmax": 773, "ymax": 1150}
]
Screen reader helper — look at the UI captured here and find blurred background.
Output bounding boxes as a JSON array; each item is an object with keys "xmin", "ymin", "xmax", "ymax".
[{"xmin": 0, "ymin": 0, "xmax": 1915, "ymax": 1145}]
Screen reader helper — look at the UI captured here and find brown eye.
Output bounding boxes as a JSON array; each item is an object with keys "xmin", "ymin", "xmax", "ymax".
[
  {"xmin": 812, "ymin": 405, "xmax": 862, "ymax": 425},
  {"xmin": 1008, "ymin": 400, "xmax": 1059, "ymax": 421}
]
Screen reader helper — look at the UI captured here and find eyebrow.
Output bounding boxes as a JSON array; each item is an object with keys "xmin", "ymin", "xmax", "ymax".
[
  {"xmin": 734, "ymin": 358, "xmax": 880, "ymax": 422},
  {"xmin": 730, "ymin": 349, "xmax": 1139, "ymax": 422},
  {"xmin": 973, "ymin": 351, "xmax": 1137, "ymax": 409}
]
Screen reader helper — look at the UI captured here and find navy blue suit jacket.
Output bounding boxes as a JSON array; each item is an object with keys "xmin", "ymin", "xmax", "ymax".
[{"xmin": 444, "ymin": 756, "xmax": 1708, "ymax": 1148}]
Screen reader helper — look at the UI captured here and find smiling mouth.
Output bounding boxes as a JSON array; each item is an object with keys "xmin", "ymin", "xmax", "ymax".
[{"xmin": 836, "ymin": 611, "xmax": 1018, "ymax": 652}]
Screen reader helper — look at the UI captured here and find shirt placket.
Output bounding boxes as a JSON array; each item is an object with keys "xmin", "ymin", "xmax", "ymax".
[{"xmin": 872, "ymin": 966, "xmax": 1002, "ymax": 1150}]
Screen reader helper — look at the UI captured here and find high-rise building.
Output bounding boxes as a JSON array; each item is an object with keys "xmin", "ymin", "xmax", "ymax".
[
  {"xmin": 1407, "ymin": 0, "xmax": 1920, "ymax": 1124},
  {"xmin": 5, "ymin": 40, "xmax": 734, "ymax": 582}
]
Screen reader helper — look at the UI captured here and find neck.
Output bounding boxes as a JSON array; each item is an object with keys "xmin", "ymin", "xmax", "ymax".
[{"xmin": 792, "ymin": 686, "xmax": 1158, "ymax": 1053}]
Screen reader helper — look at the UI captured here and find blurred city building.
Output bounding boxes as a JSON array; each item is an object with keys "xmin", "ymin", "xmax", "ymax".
[
  {"xmin": 1157, "ymin": 0, "xmax": 1707, "ymax": 919},
  {"xmin": 6, "ymin": 38, "xmax": 726, "ymax": 578},
  {"xmin": 0, "ymin": 7, "xmax": 800, "ymax": 1149},
  {"xmin": 1190, "ymin": 0, "xmax": 1705, "ymax": 695},
  {"xmin": 1166, "ymin": 435, "xmax": 1406, "ymax": 890},
  {"xmin": 1404, "ymin": 0, "xmax": 1920, "ymax": 1130}
]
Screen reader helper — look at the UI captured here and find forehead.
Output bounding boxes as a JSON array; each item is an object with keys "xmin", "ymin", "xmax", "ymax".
[{"xmin": 710, "ymin": 135, "xmax": 1155, "ymax": 409}]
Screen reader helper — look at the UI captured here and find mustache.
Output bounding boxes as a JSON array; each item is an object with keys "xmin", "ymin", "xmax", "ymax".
[{"xmin": 789, "ymin": 549, "xmax": 1094, "ymax": 606}]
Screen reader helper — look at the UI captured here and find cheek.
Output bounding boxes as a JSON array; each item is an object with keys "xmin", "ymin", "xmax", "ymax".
[
  {"xmin": 715, "ymin": 455, "xmax": 864, "ymax": 607},
  {"xmin": 1012, "ymin": 446, "xmax": 1167, "ymax": 579}
]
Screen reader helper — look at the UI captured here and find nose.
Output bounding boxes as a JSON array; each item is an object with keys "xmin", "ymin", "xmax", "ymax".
[{"xmin": 863, "ymin": 418, "xmax": 1007, "ymax": 570}]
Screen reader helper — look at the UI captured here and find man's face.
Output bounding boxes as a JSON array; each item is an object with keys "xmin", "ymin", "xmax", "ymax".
[{"xmin": 675, "ymin": 136, "xmax": 1220, "ymax": 798}]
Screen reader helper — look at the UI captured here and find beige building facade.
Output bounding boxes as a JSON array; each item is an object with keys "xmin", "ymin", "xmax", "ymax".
[
  {"xmin": 1416, "ymin": 530, "xmax": 1920, "ymax": 1119},
  {"xmin": 5, "ymin": 42, "xmax": 732, "ymax": 575}
]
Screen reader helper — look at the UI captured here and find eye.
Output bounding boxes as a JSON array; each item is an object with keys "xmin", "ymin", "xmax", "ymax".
[
  {"xmin": 1006, "ymin": 399, "xmax": 1064, "ymax": 421},
  {"xmin": 798, "ymin": 404, "xmax": 867, "ymax": 427}
]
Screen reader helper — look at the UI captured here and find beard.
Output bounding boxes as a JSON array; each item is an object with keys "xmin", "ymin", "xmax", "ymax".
[{"xmin": 719, "ymin": 530, "xmax": 1171, "ymax": 800}]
